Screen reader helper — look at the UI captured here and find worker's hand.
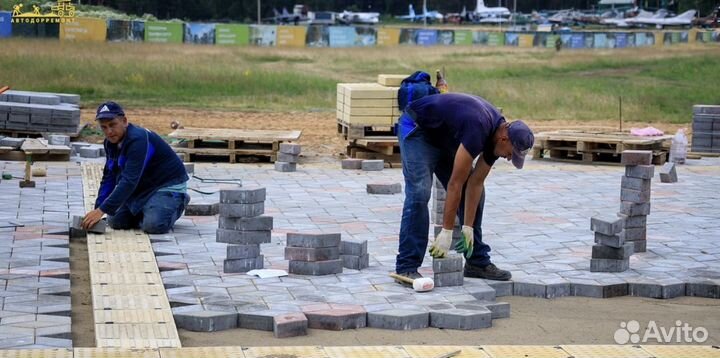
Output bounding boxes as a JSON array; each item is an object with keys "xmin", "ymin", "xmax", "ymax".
[
  {"xmin": 455, "ymin": 225, "xmax": 475, "ymax": 259},
  {"xmin": 429, "ymin": 228, "xmax": 453, "ymax": 258},
  {"xmin": 81, "ymin": 209, "xmax": 104, "ymax": 230}
]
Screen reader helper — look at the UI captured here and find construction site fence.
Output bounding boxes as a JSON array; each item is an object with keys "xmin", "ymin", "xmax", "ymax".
[{"xmin": 1, "ymin": 13, "xmax": 719, "ymax": 49}]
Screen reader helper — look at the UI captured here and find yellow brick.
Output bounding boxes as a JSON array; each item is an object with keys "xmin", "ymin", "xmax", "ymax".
[
  {"xmin": 377, "ymin": 74, "xmax": 408, "ymax": 87},
  {"xmin": 342, "ymin": 113, "xmax": 394, "ymax": 126},
  {"xmin": 94, "ymin": 309, "xmax": 175, "ymax": 324},
  {"xmin": 0, "ymin": 349, "xmax": 74, "ymax": 358},
  {"xmin": 323, "ymin": 346, "xmax": 410, "ymax": 358},
  {"xmin": 344, "ymin": 98, "xmax": 396, "ymax": 108},
  {"xmin": 244, "ymin": 346, "xmax": 326, "ymax": 358},
  {"xmin": 560, "ymin": 345, "xmax": 651, "ymax": 358},
  {"xmin": 640, "ymin": 345, "xmax": 720, "ymax": 358},
  {"xmin": 404, "ymin": 346, "xmax": 489, "ymax": 358},
  {"xmin": 481, "ymin": 345, "xmax": 569, "ymax": 358},
  {"xmin": 73, "ymin": 348, "xmax": 161, "ymax": 358},
  {"xmin": 343, "ymin": 105, "xmax": 395, "ymax": 116},
  {"xmin": 159, "ymin": 347, "xmax": 245, "ymax": 358}
]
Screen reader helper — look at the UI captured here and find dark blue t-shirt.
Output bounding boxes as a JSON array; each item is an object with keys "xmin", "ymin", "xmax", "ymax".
[{"xmin": 406, "ymin": 93, "xmax": 504, "ymax": 165}]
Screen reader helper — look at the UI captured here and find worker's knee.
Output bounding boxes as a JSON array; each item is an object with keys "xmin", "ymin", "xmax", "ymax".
[{"xmin": 141, "ymin": 218, "xmax": 171, "ymax": 234}]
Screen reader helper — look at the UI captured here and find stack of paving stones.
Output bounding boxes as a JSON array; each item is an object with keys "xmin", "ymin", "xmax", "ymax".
[
  {"xmin": 590, "ymin": 215, "xmax": 631, "ymax": 272},
  {"xmin": 0, "ymin": 90, "xmax": 81, "ymax": 133},
  {"xmin": 217, "ymin": 188, "xmax": 270, "ymax": 273},
  {"xmin": 339, "ymin": 238, "xmax": 369, "ymax": 270},
  {"xmin": 286, "ymin": 233, "xmax": 343, "ymax": 275},
  {"xmin": 619, "ymin": 150, "xmax": 653, "ymax": 253},
  {"xmin": 691, "ymin": 104, "xmax": 720, "ymax": 153},
  {"xmin": 431, "ymin": 176, "xmax": 462, "ymax": 248},
  {"xmin": 433, "ymin": 254, "xmax": 464, "ymax": 287},
  {"xmin": 275, "ymin": 143, "xmax": 300, "ymax": 172}
]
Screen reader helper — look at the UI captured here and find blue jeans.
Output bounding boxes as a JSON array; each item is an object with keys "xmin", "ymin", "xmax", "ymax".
[
  {"xmin": 395, "ymin": 114, "xmax": 491, "ymax": 274},
  {"xmin": 108, "ymin": 191, "xmax": 189, "ymax": 234}
]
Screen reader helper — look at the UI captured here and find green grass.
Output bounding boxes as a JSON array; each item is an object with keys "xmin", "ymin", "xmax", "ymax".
[{"xmin": 1, "ymin": 38, "xmax": 718, "ymax": 123}]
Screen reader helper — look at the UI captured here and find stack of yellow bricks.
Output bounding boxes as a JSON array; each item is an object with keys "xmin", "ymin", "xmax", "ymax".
[{"xmin": 336, "ymin": 74, "xmax": 406, "ymax": 129}]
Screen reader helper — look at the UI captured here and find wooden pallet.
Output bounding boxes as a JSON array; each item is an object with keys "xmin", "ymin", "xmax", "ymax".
[
  {"xmin": 0, "ymin": 138, "xmax": 72, "ymax": 161},
  {"xmin": 337, "ymin": 121, "xmax": 395, "ymax": 140},
  {"xmin": 168, "ymin": 127, "xmax": 301, "ymax": 163},
  {"xmin": 0, "ymin": 122, "xmax": 87, "ymax": 138},
  {"xmin": 347, "ymin": 136, "xmax": 401, "ymax": 167},
  {"xmin": 533, "ymin": 130, "xmax": 672, "ymax": 165}
]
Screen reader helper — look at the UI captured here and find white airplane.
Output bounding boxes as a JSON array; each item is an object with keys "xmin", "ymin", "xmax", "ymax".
[
  {"xmin": 473, "ymin": 0, "xmax": 511, "ymax": 18},
  {"xmin": 396, "ymin": 4, "xmax": 443, "ymax": 23},
  {"xmin": 631, "ymin": 10, "xmax": 696, "ymax": 28},
  {"xmin": 337, "ymin": 10, "xmax": 380, "ymax": 24},
  {"xmin": 601, "ymin": 9, "xmax": 653, "ymax": 27}
]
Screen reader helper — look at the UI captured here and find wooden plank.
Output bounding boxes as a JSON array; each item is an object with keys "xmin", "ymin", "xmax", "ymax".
[
  {"xmin": 172, "ymin": 147, "xmax": 275, "ymax": 156},
  {"xmin": 168, "ymin": 128, "xmax": 301, "ymax": 142}
]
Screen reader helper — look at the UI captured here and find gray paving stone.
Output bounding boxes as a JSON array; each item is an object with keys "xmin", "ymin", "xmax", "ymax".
[
  {"xmin": 513, "ymin": 282, "xmax": 547, "ymax": 298},
  {"xmin": 340, "ymin": 254, "xmax": 369, "ymax": 270},
  {"xmin": 286, "ymin": 233, "xmax": 341, "ymax": 248},
  {"xmin": 434, "ymin": 271, "xmax": 464, "ymax": 287},
  {"xmin": 572, "ymin": 283, "xmax": 628, "ymax": 298},
  {"xmin": 465, "ymin": 285, "xmax": 497, "ymax": 301},
  {"xmin": 184, "ymin": 203, "xmax": 218, "ymax": 216},
  {"xmin": 277, "ymin": 153, "xmax": 299, "ymax": 164},
  {"xmin": 218, "ymin": 202, "xmax": 264, "ymax": 218},
  {"xmin": 631, "ymin": 240, "xmax": 647, "ymax": 253},
  {"xmin": 367, "ymin": 309, "xmax": 429, "ymax": 330},
  {"xmin": 218, "ymin": 216, "xmax": 273, "ymax": 231},
  {"xmin": 625, "ymin": 165, "xmax": 655, "ymax": 179},
  {"xmin": 621, "ymin": 150, "xmax": 653, "ymax": 165},
  {"xmin": 220, "ymin": 188, "xmax": 266, "ymax": 204},
  {"xmin": 590, "ymin": 216, "xmax": 624, "ymax": 235},
  {"xmin": 430, "ymin": 308, "xmax": 491, "ymax": 330},
  {"xmin": 285, "ymin": 247, "xmax": 340, "ymax": 262},
  {"xmin": 275, "ymin": 162, "xmax": 296, "ymax": 172},
  {"xmin": 591, "ymin": 243, "xmax": 634, "ymax": 260},
  {"xmin": 624, "ymin": 227, "xmax": 647, "ymax": 241},
  {"xmin": 223, "ymin": 256, "xmax": 264, "ymax": 273},
  {"xmin": 216, "ymin": 229, "xmax": 271, "ymax": 245},
  {"xmin": 455, "ymin": 300, "xmax": 510, "ymax": 319},
  {"xmin": 628, "ymin": 282, "xmax": 686, "ymax": 299},
  {"xmin": 288, "ymin": 260, "xmax": 343, "ymax": 276},
  {"xmin": 366, "ymin": 183, "xmax": 401, "ymax": 195},
  {"xmin": 621, "ymin": 176, "xmax": 651, "ymax": 192},
  {"xmin": 546, "ymin": 283, "xmax": 572, "ymax": 298},
  {"xmin": 47, "ymin": 135, "xmax": 69, "ymax": 146},
  {"xmin": 0, "ymin": 138, "xmax": 24, "ymax": 149},
  {"xmin": 339, "ymin": 239, "xmax": 367, "ymax": 256},
  {"xmin": 279, "ymin": 143, "xmax": 302, "ymax": 155},
  {"xmin": 685, "ymin": 281, "xmax": 720, "ymax": 299},
  {"xmin": 184, "ymin": 163, "xmax": 194, "ymax": 174},
  {"xmin": 432, "ymin": 255, "xmax": 464, "ymax": 273},
  {"xmin": 341, "ymin": 159, "xmax": 363, "ymax": 169},
  {"xmin": 303, "ymin": 308, "xmax": 367, "ymax": 331},
  {"xmin": 174, "ymin": 310, "xmax": 238, "ymax": 332},
  {"xmin": 78, "ymin": 147, "xmax": 102, "ymax": 158},
  {"xmin": 594, "ymin": 232, "xmax": 625, "ymax": 248},
  {"xmin": 486, "ymin": 281, "xmax": 513, "ymax": 297},
  {"xmin": 361, "ymin": 160, "xmax": 384, "ymax": 171},
  {"xmin": 70, "ymin": 215, "xmax": 105, "ymax": 234},
  {"xmin": 273, "ymin": 312, "xmax": 307, "ymax": 338},
  {"xmin": 590, "ymin": 258, "xmax": 630, "ymax": 272},
  {"xmin": 620, "ymin": 188, "xmax": 651, "ymax": 204},
  {"xmin": 659, "ymin": 162, "xmax": 678, "ymax": 183},
  {"xmin": 617, "ymin": 214, "xmax": 647, "ymax": 229},
  {"xmin": 226, "ymin": 244, "xmax": 261, "ymax": 260},
  {"xmin": 238, "ymin": 310, "xmax": 277, "ymax": 331}
]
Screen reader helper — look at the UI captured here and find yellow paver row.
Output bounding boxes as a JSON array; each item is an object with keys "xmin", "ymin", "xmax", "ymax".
[
  {"xmin": 0, "ymin": 345, "xmax": 718, "ymax": 358},
  {"xmin": 81, "ymin": 164, "xmax": 181, "ymax": 349}
]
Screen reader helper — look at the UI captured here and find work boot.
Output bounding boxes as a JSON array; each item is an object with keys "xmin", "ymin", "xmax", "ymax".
[
  {"xmin": 464, "ymin": 263, "xmax": 512, "ymax": 281},
  {"xmin": 394, "ymin": 271, "xmax": 423, "ymax": 285}
]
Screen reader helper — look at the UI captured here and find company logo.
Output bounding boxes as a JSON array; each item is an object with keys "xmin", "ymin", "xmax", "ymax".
[
  {"xmin": 614, "ymin": 320, "xmax": 709, "ymax": 344},
  {"xmin": 11, "ymin": 0, "xmax": 75, "ymax": 24}
]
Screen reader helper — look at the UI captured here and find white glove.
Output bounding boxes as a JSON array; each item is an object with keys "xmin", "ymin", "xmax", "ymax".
[{"xmin": 429, "ymin": 228, "xmax": 453, "ymax": 258}]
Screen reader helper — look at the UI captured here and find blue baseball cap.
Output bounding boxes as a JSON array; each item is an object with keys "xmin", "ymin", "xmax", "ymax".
[
  {"xmin": 507, "ymin": 120, "xmax": 534, "ymax": 169},
  {"xmin": 95, "ymin": 101, "xmax": 125, "ymax": 120}
]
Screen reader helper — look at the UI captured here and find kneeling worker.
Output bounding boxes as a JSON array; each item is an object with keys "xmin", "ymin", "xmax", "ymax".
[
  {"xmin": 395, "ymin": 93, "xmax": 534, "ymax": 281},
  {"xmin": 81, "ymin": 101, "xmax": 189, "ymax": 234}
]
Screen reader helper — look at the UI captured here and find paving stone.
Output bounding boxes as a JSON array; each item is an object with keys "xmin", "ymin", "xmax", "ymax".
[
  {"xmin": 486, "ymin": 281, "xmax": 513, "ymax": 297},
  {"xmin": 273, "ymin": 312, "xmax": 307, "ymax": 338},
  {"xmin": 303, "ymin": 308, "xmax": 367, "ymax": 330},
  {"xmin": 223, "ymin": 256, "xmax": 264, "ymax": 273},
  {"xmin": 218, "ymin": 216, "xmax": 273, "ymax": 231},
  {"xmin": 174, "ymin": 310, "xmax": 238, "ymax": 332},
  {"xmin": 184, "ymin": 163, "xmax": 194, "ymax": 174},
  {"xmin": 367, "ymin": 309, "xmax": 429, "ymax": 330},
  {"xmin": 218, "ymin": 202, "xmax": 265, "ymax": 218},
  {"xmin": 434, "ymin": 271, "xmax": 464, "ymax": 287},
  {"xmin": 277, "ymin": 153, "xmax": 299, "ymax": 164},
  {"xmin": 432, "ymin": 255, "xmax": 464, "ymax": 273},
  {"xmin": 279, "ymin": 143, "xmax": 302, "ymax": 155},
  {"xmin": 628, "ymin": 282, "xmax": 686, "ymax": 299},
  {"xmin": 619, "ymin": 199, "xmax": 651, "ymax": 216},
  {"xmin": 220, "ymin": 188, "xmax": 266, "ymax": 204},
  {"xmin": 238, "ymin": 310, "xmax": 277, "ymax": 331},
  {"xmin": 289, "ymin": 260, "xmax": 343, "ymax": 276},
  {"xmin": 513, "ymin": 282, "xmax": 547, "ymax": 298},
  {"xmin": 70, "ymin": 216, "xmax": 105, "ymax": 234},
  {"xmin": 216, "ymin": 229, "xmax": 271, "ymax": 245},
  {"xmin": 590, "ymin": 258, "xmax": 630, "ymax": 272},
  {"xmin": 361, "ymin": 160, "xmax": 384, "ymax": 171},
  {"xmin": 621, "ymin": 150, "xmax": 653, "ymax": 165},
  {"xmin": 620, "ymin": 176, "xmax": 651, "ymax": 192},
  {"xmin": 339, "ymin": 239, "xmax": 367, "ymax": 256},
  {"xmin": 340, "ymin": 254, "xmax": 369, "ymax": 270},
  {"xmin": 429, "ymin": 308, "xmax": 492, "ymax": 330},
  {"xmin": 455, "ymin": 300, "xmax": 510, "ymax": 319},
  {"xmin": 590, "ymin": 216, "xmax": 624, "ymax": 235},
  {"xmin": 275, "ymin": 162, "xmax": 296, "ymax": 172},
  {"xmin": 625, "ymin": 165, "xmax": 655, "ymax": 179},
  {"xmin": 465, "ymin": 285, "xmax": 497, "ymax": 301},
  {"xmin": 659, "ymin": 162, "xmax": 678, "ymax": 183},
  {"xmin": 48, "ymin": 135, "xmax": 69, "ymax": 146},
  {"xmin": 594, "ymin": 232, "xmax": 625, "ymax": 248},
  {"xmin": 591, "ymin": 243, "xmax": 634, "ymax": 260},
  {"xmin": 226, "ymin": 244, "xmax": 261, "ymax": 259},
  {"xmin": 572, "ymin": 283, "xmax": 628, "ymax": 298},
  {"xmin": 624, "ymin": 227, "xmax": 647, "ymax": 241},
  {"xmin": 620, "ymin": 188, "xmax": 651, "ymax": 204},
  {"xmin": 617, "ymin": 214, "xmax": 647, "ymax": 229},
  {"xmin": 184, "ymin": 202, "xmax": 218, "ymax": 216},
  {"xmin": 341, "ymin": 159, "xmax": 363, "ymax": 169},
  {"xmin": 0, "ymin": 137, "xmax": 25, "ymax": 149},
  {"xmin": 632, "ymin": 240, "xmax": 647, "ymax": 253},
  {"xmin": 285, "ymin": 247, "xmax": 340, "ymax": 262},
  {"xmin": 685, "ymin": 281, "xmax": 720, "ymax": 299},
  {"xmin": 78, "ymin": 147, "xmax": 102, "ymax": 158},
  {"xmin": 286, "ymin": 233, "xmax": 341, "ymax": 248},
  {"xmin": 366, "ymin": 183, "xmax": 401, "ymax": 195}
]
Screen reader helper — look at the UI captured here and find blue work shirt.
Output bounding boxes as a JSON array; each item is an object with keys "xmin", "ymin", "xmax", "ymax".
[
  {"xmin": 406, "ymin": 93, "xmax": 504, "ymax": 165},
  {"xmin": 95, "ymin": 123, "xmax": 188, "ymax": 216}
]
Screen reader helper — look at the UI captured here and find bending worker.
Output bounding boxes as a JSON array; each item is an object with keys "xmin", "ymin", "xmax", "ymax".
[
  {"xmin": 395, "ymin": 93, "xmax": 534, "ymax": 281},
  {"xmin": 81, "ymin": 101, "xmax": 189, "ymax": 234}
]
